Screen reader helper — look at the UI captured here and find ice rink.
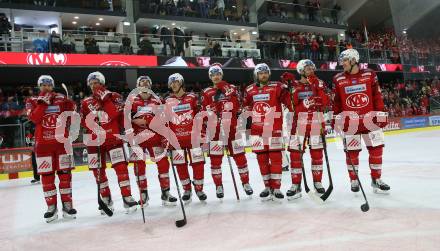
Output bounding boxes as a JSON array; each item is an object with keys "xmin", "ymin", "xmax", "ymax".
[{"xmin": 1, "ymin": 128, "xmax": 439, "ymax": 251}]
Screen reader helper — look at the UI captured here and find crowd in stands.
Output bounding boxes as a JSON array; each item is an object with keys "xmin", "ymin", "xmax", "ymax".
[
  {"xmin": 256, "ymin": 27, "xmax": 440, "ymax": 65},
  {"xmin": 382, "ymin": 77, "xmax": 440, "ymax": 117},
  {"xmin": 347, "ymin": 28, "xmax": 440, "ymax": 65},
  {"xmin": 140, "ymin": 0, "xmax": 250, "ymax": 23},
  {"xmin": 258, "ymin": 31, "xmax": 339, "ymax": 61},
  {"xmin": 266, "ymin": 0, "xmax": 343, "ymax": 25}
]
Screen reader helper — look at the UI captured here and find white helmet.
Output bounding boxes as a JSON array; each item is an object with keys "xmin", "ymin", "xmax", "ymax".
[
  {"xmin": 208, "ymin": 65, "xmax": 223, "ymax": 78},
  {"xmin": 136, "ymin": 76, "xmax": 152, "ymax": 88},
  {"xmin": 87, "ymin": 71, "xmax": 105, "ymax": 86},
  {"xmin": 338, "ymin": 49, "xmax": 360, "ymax": 65},
  {"xmin": 254, "ymin": 63, "xmax": 271, "ymax": 80},
  {"xmin": 37, "ymin": 75, "xmax": 55, "ymax": 87},
  {"xmin": 168, "ymin": 73, "xmax": 184, "ymax": 88},
  {"xmin": 296, "ymin": 59, "xmax": 316, "ymax": 75}
]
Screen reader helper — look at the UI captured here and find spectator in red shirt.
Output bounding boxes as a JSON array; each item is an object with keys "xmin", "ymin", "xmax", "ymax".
[
  {"xmin": 311, "ymin": 38, "xmax": 319, "ymax": 60},
  {"xmin": 402, "ymin": 103, "xmax": 414, "ymax": 117},
  {"xmin": 327, "ymin": 37, "xmax": 337, "ymax": 61},
  {"xmin": 420, "ymin": 95, "xmax": 430, "ymax": 113}
]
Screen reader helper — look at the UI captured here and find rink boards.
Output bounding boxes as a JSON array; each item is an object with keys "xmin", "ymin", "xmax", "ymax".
[{"xmin": 1, "ymin": 125, "xmax": 439, "ymax": 181}]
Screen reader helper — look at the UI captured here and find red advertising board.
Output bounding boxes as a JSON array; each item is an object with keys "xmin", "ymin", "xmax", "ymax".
[
  {"xmin": 383, "ymin": 117, "xmax": 401, "ymax": 131},
  {"xmin": 0, "ymin": 52, "xmax": 157, "ymax": 67},
  {"xmin": 0, "ymin": 148, "xmax": 33, "ymax": 174}
]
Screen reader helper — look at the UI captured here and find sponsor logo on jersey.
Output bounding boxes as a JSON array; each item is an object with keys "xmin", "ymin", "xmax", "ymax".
[
  {"xmin": 253, "ymin": 102, "xmax": 271, "ymax": 116},
  {"xmin": 137, "ymin": 106, "xmax": 153, "ymax": 113},
  {"xmin": 172, "ymin": 103, "xmax": 191, "ymax": 113},
  {"xmin": 346, "ymin": 93, "xmax": 369, "ymax": 109},
  {"xmin": 345, "ymin": 84, "xmax": 367, "ymax": 94},
  {"xmin": 89, "ymin": 157, "xmax": 98, "ymax": 167},
  {"xmin": 39, "ymin": 160, "xmax": 51, "ymax": 170},
  {"xmin": 59, "ymin": 155, "xmax": 73, "ymax": 167},
  {"xmin": 192, "ymin": 150, "xmax": 204, "ymax": 160},
  {"xmin": 298, "ymin": 91, "xmax": 313, "ymax": 100},
  {"xmin": 232, "ymin": 141, "xmax": 244, "ymax": 152},
  {"xmin": 213, "ymin": 93, "xmax": 226, "ymax": 101},
  {"xmin": 253, "ymin": 140, "xmax": 263, "ymax": 147},
  {"xmin": 45, "ymin": 105, "xmax": 60, "ymax": 113},
  {"xmin": 42, "ymin": 113, "xmax": 59, "ymax": 129},
  {"xmin": 338, "ymin": 80, "xmax": 349, "ymax": 85},
  {"xmin": 347, "ymin": 138, "xmax": 360, "ymax": 148},
  {"xmin": 211, "ymin": 144, "xmax": 223, "ymax": 152},
  {"xmin": 253, "ymin": 94, "xmax": 270, "ymax": 102},
  {"xmin": 173, "ymin": 153, "xmax": 184, "ymax": 161}
]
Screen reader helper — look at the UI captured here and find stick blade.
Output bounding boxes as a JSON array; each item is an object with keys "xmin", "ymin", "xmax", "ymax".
[
  {"xmin": 361, "ymin": 203, "xmax": 370, "ymax": 212},
  {"xmin": 98, "ymin": 199, "xmax": 113, "ymax": 217},
  {"xmin": 319, "ymin": 184, "xmax": 334, "ymax": 201},
  {"xmin": 307, "ymin": 191, "xmax": 325, "ymax": 204},
  {"xmin": 175, "ymin": 219, "xmax": 187, "ymax": 228}
]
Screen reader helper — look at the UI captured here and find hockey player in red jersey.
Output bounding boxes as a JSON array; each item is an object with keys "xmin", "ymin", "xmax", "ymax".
[
  {"xmin": 80, "ymin": 71, "xmax": 138, "ymax": 214},
  {"xmin": 243, "ymin": 63, "xmax": 292, "ymax": 201},
  {"xmin": 128, "ymin": 75, "xmax": 178, "ymax": 206},
  {"xmin": 332, "ymin": 49, "xmax": 390, "ymax": 193},
  {"xmin": 165, "ymin": 73, "xmax": 207, "ymax": 204},
  {"xmin": 201, "ymin": 65, "xmax": 253, "ymax": 199},
  {"xmin": 25, "ymin": 75, "xmax": 77, "ymax": 222},
  {"xmin": 286, "ymin": 59, "xmax": 330, "ymax": 200}
]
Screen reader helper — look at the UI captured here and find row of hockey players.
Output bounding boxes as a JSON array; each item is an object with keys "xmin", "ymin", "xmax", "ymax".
[{"xmin": 26, "ymin": 48, "xmax": 390, "ymax": 223}]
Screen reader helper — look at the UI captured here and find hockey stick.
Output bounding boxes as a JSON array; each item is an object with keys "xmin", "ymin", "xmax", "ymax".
[
  {"xmin": 221, "ymin": 124, "xmax": 240, "ymax": 201},
  {"xmin": 145, "ymin": 88, "xmax": 187, "ymax": 227},
  {"xmin": 215, "ymin": 89, "xmax": 240, "ymax": 201},
  {"xmin": 287, "ymin": 83, "xmax": 314, "ymax": 197},
  {"xmin": 310, "ymin": 81, "xmax": 333, "ymax": 201},
  {"xmin": 96, "ymin": 111, "xmax": 113, "ymax": 217},
  {"xmin": 134, "ymin": 162, "xmax": 146, "ymax": 223},
  {"xmin": 298, "ymin": 136, "xmax": 312, "ymax": 194},
  {"xmin": 61, "ymin": 83, "xmax": 69, "ymax": 97},
  {"xmin": 169, "ymin": 150, "xmax": 187, "ymax": 228},
  {"xmin": 315, "ymin": 108, "xmax": 333, "ymax": 201},
  {"xmin": 343, "ymin": 138, "xmax": 370, "ymax": 212}
]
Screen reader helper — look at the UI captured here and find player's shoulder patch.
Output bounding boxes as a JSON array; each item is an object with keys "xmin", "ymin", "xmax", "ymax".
[
  {"xmin": 132, "ymin": 96, "xmax": 142, "ymax": 102},
  {"xmin": 203, "ymin": 86, "xmax": 214, "ymax": 94},
  {"xmin": 27, "ymin": 96, "xmax": 38, "ymax": 102},
  {"xmin": 54, "ymin": 92, "xmax": 65, "ymax": 99},
  {"xmin": 268, "ymin": 81, "xmax": 279, "ymax": 87},
  {"xmin": 164, "ymin": 94, "xmax": 173, "ymax": 100},
  {"xmin": 362, "ymin": 68, "xmax": 376, "ymax": 76},
  {"xmin": 361, "ymin": 70, "xmax": 372, "ymax": 77},
  {"xmin": 334, "ymin": 72, "xmax": 346, "ymax": 81},
  {"xmin": 82, "ymin": 97, "xmax": 93, "ymax": 103},
  {"xmin": 245, "ymin": 84, "xmax": 255, "ymax": 92},
  {"xmin": 187, "ymin": 92, "xmax": 197, "ymax": 99},
  {"xmin": 112, "ymin": 92, "xmax": 123, "ymax": 99},
  {"xmin": 152, "ymin": 96, "xmax": 163, "ymax": 104}
]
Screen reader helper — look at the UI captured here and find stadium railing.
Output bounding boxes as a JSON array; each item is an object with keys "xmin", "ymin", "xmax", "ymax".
[
  {"xmin": 0, "ymin": 28, "xmax": 439, "ymax": 66},
  {"xmin": 259, "ymin": 0, "xmax": 348, "ymax": 27}
]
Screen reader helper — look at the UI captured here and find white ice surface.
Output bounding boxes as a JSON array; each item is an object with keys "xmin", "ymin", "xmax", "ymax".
[{"xmin": 1, "ymin": 129, "xmax": 440, "ymax": 251}]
